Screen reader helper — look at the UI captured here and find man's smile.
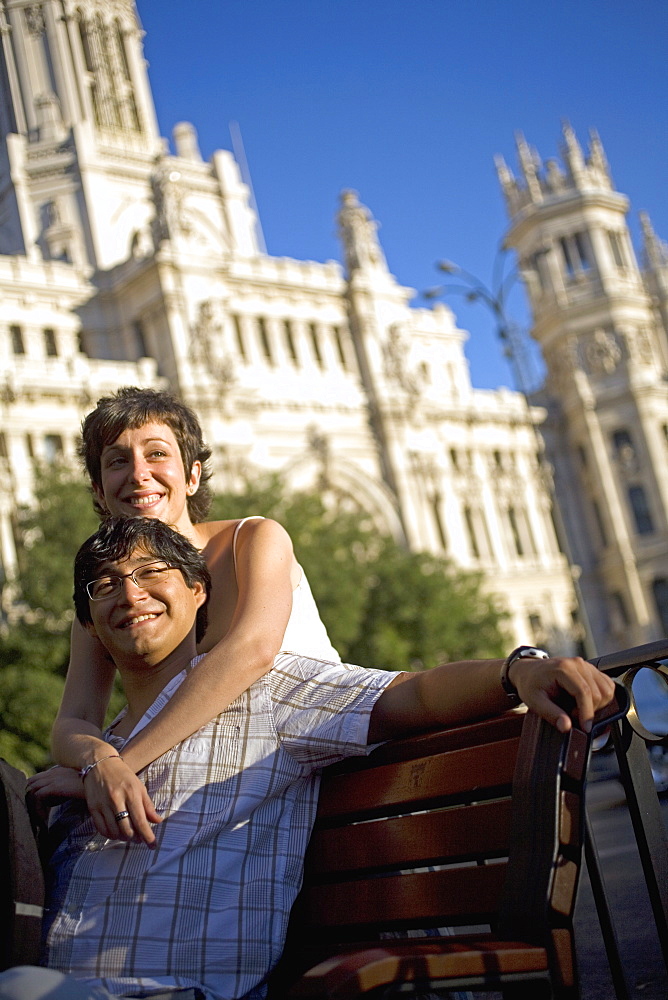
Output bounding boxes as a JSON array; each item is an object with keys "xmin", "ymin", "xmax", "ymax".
[{"xmin": 118, "ymin": 612, "xmax": 161, "ymax": 629}]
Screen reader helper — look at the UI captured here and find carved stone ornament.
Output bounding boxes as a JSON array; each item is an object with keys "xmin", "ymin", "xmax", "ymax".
[
  {"xmin": 190, "ymin": 300, "xmax": 236, "ymax": 391},
  {"xmin": 306, "ymin": 425, "xmax": 332, "ymax": 491},
  {"xmin": 130, "ymin": 225, "xmax": 154, "ymax": 259},
  {"xmin": 24, "ymin": 5, "xmax": 45, "ymax": 36},
  {"xmin": 544, "ymin": 159, "xmax": 565, "ymax": 193},
  {"xmin": 615, "ymin": 443, "xmax": 638, "ymax": 475},
  {"xmin": 75, "ymin": 0, "xmax": 135, "ymax": 17},
  {"xmin": 626, "ymin": 326, "xmax": 654, "ymax": 366},
  {"xmin": 152, "ymin": 162, "xmax": 191, "ymax": 243},
  {"xmin": 547, "ymin": 335, "xmax": 579, "ymax": 394},
  {"xmin": 585, "ymin": 328, "xmax": 621, "ymax": 377},
  {"xmin": 383, "ymin": 324, "xmax": 423, "ymax": 396},
  {"xmin": 337, "ymin": 190, "xmax": 387, "ymax": 273}
]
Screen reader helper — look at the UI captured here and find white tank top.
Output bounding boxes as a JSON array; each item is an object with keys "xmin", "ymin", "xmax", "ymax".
[{"xmin": 232, "ymin": 516, "xmax": 341, "ymax": 662}]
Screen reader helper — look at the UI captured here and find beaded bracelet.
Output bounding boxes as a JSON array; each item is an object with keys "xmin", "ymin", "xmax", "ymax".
[{"xmin": 79, "ymin": 754, "xmax": 124, "ymax": 781}]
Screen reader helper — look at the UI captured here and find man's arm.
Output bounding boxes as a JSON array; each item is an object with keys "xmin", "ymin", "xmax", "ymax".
[{"xmin": 367, "ymin": 655, "xmax": 616, "ymax": 744}]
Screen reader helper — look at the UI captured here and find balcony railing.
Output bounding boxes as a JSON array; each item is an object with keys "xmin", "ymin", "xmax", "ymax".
[{"xmin": 588, "ymin": 640, "xmax": 668, "ymax": 999}]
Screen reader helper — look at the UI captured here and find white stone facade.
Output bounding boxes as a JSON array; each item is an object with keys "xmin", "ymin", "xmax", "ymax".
[{"xmin": 0, "ymin": 0, "xmax": 580, "ymax": 652}]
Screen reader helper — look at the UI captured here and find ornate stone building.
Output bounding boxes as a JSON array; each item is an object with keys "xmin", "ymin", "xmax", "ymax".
[
  {"xmin": 497, "ymin": 125, "xmax": 668, "ymax": 652},
  {"xmin": 0, "ymin": 0, "xmax": 585, "ymax": 651}
]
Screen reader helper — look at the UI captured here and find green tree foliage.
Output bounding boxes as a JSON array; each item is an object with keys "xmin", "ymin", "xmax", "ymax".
[
  {"xmin": 211, "ymin": 474, "xmax": 508, "ymax": 669},
  {"xmin": 14, "ymin": 463, "xmax": 99, "ymax": 620},
  {"xmin": 347, "ymin": 545, "xmax": 508, "ymax": 670},
  {"xmin": 0, "ymin": 463, "xmax": 99, "ymax": 772}
]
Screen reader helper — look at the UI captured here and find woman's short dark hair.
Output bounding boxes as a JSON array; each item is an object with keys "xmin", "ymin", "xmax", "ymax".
[
  {"xmin": 80, "ymin": 387, "xmax": 213, "ymax": 522},
  {"xmin": 74, "ymin": 516, "xmax": 211, "ymax": 645}
]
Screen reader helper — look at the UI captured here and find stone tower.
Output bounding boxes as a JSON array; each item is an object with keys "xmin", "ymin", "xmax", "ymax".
[
  {"xmin": 0, "ymin": 0, "xmax": 164, "ymax": 269},
  {"xmin": 497, "ymin": 124, "xmax": 668, "ymax": 652}
]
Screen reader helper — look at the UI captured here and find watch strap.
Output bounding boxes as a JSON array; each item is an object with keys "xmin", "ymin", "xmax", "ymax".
[{"xmin": 501, "ymin": 645, "xmax": 550, "ymax": 705}]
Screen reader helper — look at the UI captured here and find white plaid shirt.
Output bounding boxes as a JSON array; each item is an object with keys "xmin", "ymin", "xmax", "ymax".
[{"xmin": 43, "ymin": 654, "xmax": 395, "ymax": 1000}]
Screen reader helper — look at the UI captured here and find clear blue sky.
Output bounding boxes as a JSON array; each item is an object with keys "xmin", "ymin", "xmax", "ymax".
[{"xmin": 138, "ymin": 0, "xmax": 667, "ymax": 390}]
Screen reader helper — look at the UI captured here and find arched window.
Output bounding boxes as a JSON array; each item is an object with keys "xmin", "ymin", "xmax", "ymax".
[
  {"xmin": 43, "ymin": 328, "xmax": 58, "ymax": 356},
  {"xmin": 612, "ymin": 428, "xmax": 633, "ymax": 454},
  {"xmin": 628, "ymin": 485, "xmax": 654, "ymax": 535},
  {"xmin": 257, "ymin": 318, "xmax": 274, "ymax": 365},
  {"xmin": 608, "ymin": 230, "xmax": 627, "ymax": 268},
  {"xmin": 232, "ymin": 315, "xmax": 247, "ymax": 361},
  {"xmin": 10, "ymin": 325, "xmax": 25, "ymax": 355},
  {"xmin": 77, "ymin": 11, "xmax": 141, "ymax": 132},
  {"xmin": 284, "ymin": 321, "xmax": 298, "ymax": 365},
  {"xmin": 309, "ymin": 323, "xmax": 323, "ymax": 368},
  {"xmin": 560, "ymin": 231, "xmax": 592, "ymax": 277},
  {"xmin": 114, "ymin": 20, "xmax": 141, "ymax": 130},
  {"xmin": 333, "ymin": 326, "xmax": 349, "ymax": 370},
  {"xmin": 463, "ymin": 506, "xmax": 479, "ymax": 559}
]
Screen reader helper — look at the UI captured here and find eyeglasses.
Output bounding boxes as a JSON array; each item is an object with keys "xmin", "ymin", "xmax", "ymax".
[{"xmin": 86, "ymin": 561, "xmax": 177, "ymax": 601}]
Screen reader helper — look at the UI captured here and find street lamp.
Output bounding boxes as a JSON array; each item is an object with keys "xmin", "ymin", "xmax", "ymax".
[
  {"xmin": 423, "ymin": 251, "xmax": 541, "ymax": 396},
  {"xmin": 423, "ymin": 253, "xmax": 595, "ymax": 657}
]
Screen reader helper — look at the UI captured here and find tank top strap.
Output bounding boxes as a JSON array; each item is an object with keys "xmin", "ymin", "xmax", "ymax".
[{"xmin": 232, "ymin": 515, "xmax": 265, "ymax": 578}]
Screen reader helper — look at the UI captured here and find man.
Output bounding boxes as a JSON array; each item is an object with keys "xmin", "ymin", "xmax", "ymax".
[{"xmin": 1, "ymin": 517, "xmax": 614, "ymax": 1000}]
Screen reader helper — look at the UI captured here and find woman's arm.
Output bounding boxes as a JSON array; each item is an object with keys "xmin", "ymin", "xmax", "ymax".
[
  {"xmin": 121, "ymin": 517, "xmax": 294, "ymax": 770},
  {"xmin": 48, "ymin": 621, "xmax": 162, "ymax": 844},
  {"xmin": 51, "ymin": 619, "xmax": 117, "ymax": 769}
]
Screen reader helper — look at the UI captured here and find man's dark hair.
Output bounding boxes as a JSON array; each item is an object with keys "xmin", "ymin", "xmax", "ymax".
[
  {"xmin": 79, "ymin": 387, "xmax": 213, "ymax": 523},
  {"xmin": 74, "ymin": 516, "xmax": 212, "ymax": 645}
]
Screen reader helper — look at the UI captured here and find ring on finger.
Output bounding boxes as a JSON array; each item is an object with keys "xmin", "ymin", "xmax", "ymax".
[{"xmin": 114, "ymin": 811, "xmax": 130, "ymax": 822}]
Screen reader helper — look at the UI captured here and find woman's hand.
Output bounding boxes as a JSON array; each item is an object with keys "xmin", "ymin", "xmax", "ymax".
[{"xmin": 81, "ymin": 755, "xmax": 163, "ymax": 847}]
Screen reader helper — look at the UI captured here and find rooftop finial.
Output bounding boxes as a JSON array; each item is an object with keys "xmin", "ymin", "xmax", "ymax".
[
  {"xmin": 587, "ymin": 128, "xmax": 611, "ymax": 187},
  {"xmin": 494, "ymin": 154, "xmax": 518, "ymax": 211},
  {"xmin": 337, "ymin": 190, "xmax": 388, "ymax": 275},
  {"xmin": 514, "ymin": 132, "xmax": 542, "ymax": 201},
  {"xmin": 640, "ymin": 212, "xmax": 668, "ymax": 269},
  {"xmin": 561, "ymin": 120, "xmax": 585, "ymax": 183}
]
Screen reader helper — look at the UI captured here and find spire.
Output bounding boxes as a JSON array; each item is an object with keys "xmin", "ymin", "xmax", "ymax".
[
  {"xmin": 587, "ymin": 128, "xmax": 611, "ymax": 186},
  {"xmin": 515, "ymin": 132, "xmax": 542, "ymax": 201},
  {"xmin": 640, "ymin": 212, "xmax": 668, "ymax": 269},
  {"xmin": 560, "ymin": 121, "xmax": 586, "ymax": 185},
  {"xmin": 173, "ymin": 122, "xmax": 202, "ymax": 162},
  {"xmin": 337, "ymin": 190, "xmax": 388, "ymax": 275},
  {"xmin": 494, "ymin": 154, "xmax": 518, "ymax": 211}
]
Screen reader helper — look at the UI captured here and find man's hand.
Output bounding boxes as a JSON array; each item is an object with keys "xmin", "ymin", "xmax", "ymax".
[
  {"xmin": 510, "ymin": 655, "xmax": 616, "ymax": 733},
  {"xmin": 81, "ymin": 755, "xmax": 163, "ymax": 847},
  {"xmin": 27, "ymin": 765, "xmax": 86, "ymax": 822}
]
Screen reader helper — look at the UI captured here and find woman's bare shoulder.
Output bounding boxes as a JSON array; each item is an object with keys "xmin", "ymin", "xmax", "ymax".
[
  {"xmin": 192, "ymin": 518, "xmax": 236, "ymax": 547},
  {"xmin": 192, "ymin": 516, "xmax": 294, "ymax": 557}
]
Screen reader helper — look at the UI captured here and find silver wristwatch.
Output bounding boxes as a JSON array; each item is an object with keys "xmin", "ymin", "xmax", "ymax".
[{"xmin": 500, "ymin": 645, "xmax": 550, "ymax": 706}]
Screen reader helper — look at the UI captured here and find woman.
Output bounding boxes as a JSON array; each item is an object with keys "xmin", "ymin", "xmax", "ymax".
[{"xmin": 28, "ymin": 386, "xmax": 339, "ymax": 846}]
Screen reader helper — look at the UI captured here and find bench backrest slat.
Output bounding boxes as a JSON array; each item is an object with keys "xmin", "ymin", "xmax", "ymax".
[
  {"xmin": 315, "ymin": 737, "xmax": 520, "ymax": 821},
  {"xmin": 301, "ymin": 863, "xmax": 508, "ymax": 930},
  {"xmin": 307, "ymin": 797, "xmax": 514, "ymax": 876}
]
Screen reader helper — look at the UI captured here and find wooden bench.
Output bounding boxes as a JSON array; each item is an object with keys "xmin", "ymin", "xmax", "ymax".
[{"xmin": 272, "ymin": 687, "xmax": 629, "ymax": 1000}]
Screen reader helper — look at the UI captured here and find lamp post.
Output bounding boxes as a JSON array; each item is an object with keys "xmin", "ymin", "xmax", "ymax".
[
  {"xmin": 423, "ymin": 251, "xmax": 541, "ymax": 396},
  {"xmin": 424, "ymin": 255, "xmax": 596, "ymax": 658}
]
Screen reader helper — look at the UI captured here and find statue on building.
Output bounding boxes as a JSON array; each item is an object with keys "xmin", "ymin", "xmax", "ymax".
[
  {"xmin": 190, "ymin": 299, "xmax": 236, "ymax": 392},
  {"xmin": 337, "ymin": 190, "xmax": 388, "ymax": 273}
]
